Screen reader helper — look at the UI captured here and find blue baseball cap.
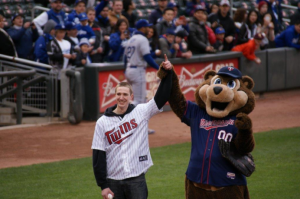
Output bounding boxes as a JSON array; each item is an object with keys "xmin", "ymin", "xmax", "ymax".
[
  {"xmin": 78, "ymin": 13, "xmax": 88, "ymax": 21},
  {"xmin": 166, "ymin": 28, "xmax": 175, "ymax": 35},
  {"xmin": 55, "ymin": 24, "xmax": 66, "ymax": 30},
  {"xmin": 79, "ymin": 38, "xmax": 91, "ymax": 47},
  {"xmin": 167, "ymin": 2, "xmax": 179, "ymax": 8},
  {"xmin": 65, "ymin": 22, "xmax": 77, "ymax": 30},
  {"xmin": 215, "ymin": 27, "xmax": 225, "ymax": 34},
  {"xmin": 194, "ymin": 5, "xmax": 206, "ymax": 12},
  {"xmin": 75, "ymin": 0, "xmax": 86, "ymax": 5},
  {"xmin": 11, "ymin": 13, "xmax": 23, "ymax": 22},
  {"xmin": 136, "ymin": 19, "xmax": 152, "ymax": 29},
  {"xmin": 217, "ymin": 66, "xmax": 242, "ymax": 79}
]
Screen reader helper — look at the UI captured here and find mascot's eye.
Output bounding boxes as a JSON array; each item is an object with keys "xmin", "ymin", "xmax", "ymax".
[
  {"xmin": 227, "ymin": 80, "xmax": 236, "ymax": 89},
  {"xmin": 214, "ymin": 78, "xmax": 222, "ymax": 84}
]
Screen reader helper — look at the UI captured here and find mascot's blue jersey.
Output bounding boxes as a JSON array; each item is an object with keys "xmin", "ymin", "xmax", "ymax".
[{"xmin": 182, "ymin": 101, "xmax": 247, "ymax": 187}]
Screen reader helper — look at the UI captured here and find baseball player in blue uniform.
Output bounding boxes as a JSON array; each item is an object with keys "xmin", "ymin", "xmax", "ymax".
[{"xmin": 124, "ymin": 19, "xmax": 160, "ymax": 105}]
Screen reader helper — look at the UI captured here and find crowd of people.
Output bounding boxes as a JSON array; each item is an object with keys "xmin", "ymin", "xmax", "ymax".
[{"xmin": 0, "ymin": 0, "xmax": 300, "ymax": 68}]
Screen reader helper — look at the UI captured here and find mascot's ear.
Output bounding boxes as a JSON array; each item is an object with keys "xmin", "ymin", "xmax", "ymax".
[
  {"xmin": 242, "ymin": 76, "xmax": 254, "ymax": 90},
  {"xmin": 204, "ymin": 70, "xmax": 217, "ymax": 81}
]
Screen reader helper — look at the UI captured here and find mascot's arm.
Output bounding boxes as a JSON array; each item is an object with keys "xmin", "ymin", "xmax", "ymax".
[
  {"xmin": 157, "ymin": 65, "xmax": 187, "ymax": 119},
  {"xmin": 234, "ymin": 113, "xmax": 255, "ymax": 155}
]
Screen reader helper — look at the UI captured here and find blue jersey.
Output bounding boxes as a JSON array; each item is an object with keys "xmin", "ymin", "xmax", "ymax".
[{"xmin": 182, "ymin": 101, "xmax": 247, "ymax": 187}]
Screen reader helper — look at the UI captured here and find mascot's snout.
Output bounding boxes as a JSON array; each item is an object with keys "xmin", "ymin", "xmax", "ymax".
[{"xmin": 213, "ymin": 86, "xmax": 223, "ymax": 95}]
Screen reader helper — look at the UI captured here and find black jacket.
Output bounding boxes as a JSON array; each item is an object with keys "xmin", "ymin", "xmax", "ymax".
[
  {"xmin": 188, "ymin": 17, "xmax": 209, "ymax": 54},
  {"xmin": 0, "ymin": 28, "xmax": 17, "ymax": 57},
  {"xmin": 208, "ymin": 11, "xmax": 235, "ymax": 50}
]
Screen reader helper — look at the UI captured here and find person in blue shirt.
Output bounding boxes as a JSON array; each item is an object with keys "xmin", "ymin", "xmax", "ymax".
[
  {"xmin": 108, "ymin": 18, "xmax": 130, "ymax": 62},
  {"xmin": 76, "ymin": 12, "xmax": 96, "ymax": 41},
  {"xmin": 66, "ymin": 0, "xmax": 86, "ymax": 25},
  {"xmin": 33, "ymin": 0, "xmax": 66, "ymax": 35},
  {"xmin": 34, "ymin": 20, "xmax": 56, "ymax": 64},
  {"xmin": 275, "ymin": 20, "xmax": 300, "ymax": 49},
  {"xmin": 7, "ymin": 13, "xmax": 39, "ymax": 60}
]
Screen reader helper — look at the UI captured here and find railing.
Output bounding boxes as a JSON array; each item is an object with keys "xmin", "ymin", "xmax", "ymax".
[
  {"xmin": 0, "ymin": 54, "xmax": 59, "ymax": 124},
  {"xmin": 0, "ymin": 69, "xmax": 36, "ymax": 124}
]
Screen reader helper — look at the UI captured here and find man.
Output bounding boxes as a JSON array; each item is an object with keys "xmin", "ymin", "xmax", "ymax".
[
  {"xmin": 96, "ymin": 5, "xmax": 111, "ymax": 61},
  {"xmin": 0, "ymin": 14, "xmax": 17, "ymax": 57},
  {"xmin": 34, "ymin": 20, "xmax": 56, "ymax": 64},
  {"xmin": 232, "ymin": 32, "xmax": 264, "ymax": 64},
  {"xmin": 92, "ymin": 59, "xmax": 172, "ymax": 198},
  {"xmin": 208, "ymin": 0, "xmax": 235, "ymax": 51},
  {"xmin": 33, "ymin": 0, "xmax": 66, "ymax": 35},
  {"xmin": 7, "ymin": 13, "xmax": 39, "ymax": 59},
  {"xmin": 47, "ymin": 24, "xmax": 75, "ymax": 75},
  {"xmin": 66, "ymin": 0, "xmax": 86, "ymax": 25},
  {"xmin": 159, "ymin": 28, "xmax": 179, "ymax": 58},
  {"xmin": 290, "ymin": 0, "xmax": 300, "ymax": 26},
  {"xmin": 188, "ymin": 5, "xmax": 215, "ymax": 54},
  {"xmin": 274, "ymin": 20, "xmax": 300, "ymax": 49},
  {"xmin": 148, "ymin": 0, "xmax": 168, "ymax": 25},
  {"xmin": 155, "ymin": 7, "xmax": 175, "ymax": 36},
  {"xmin": 107, "ymin": 0, "xmax": 128, "ymax": 29},
  {"xmin": 87, "ymin": 7, "xmax": 104, "ymax": 62}
]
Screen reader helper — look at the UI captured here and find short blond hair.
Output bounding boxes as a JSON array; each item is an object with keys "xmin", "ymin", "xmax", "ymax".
[{"xmin": 115, "ymin": 82, "xmax": 133, "ymax": 95}]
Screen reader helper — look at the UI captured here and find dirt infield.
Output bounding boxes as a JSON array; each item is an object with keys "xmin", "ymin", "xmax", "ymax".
[{"xmin": 0, "ymin": 89, "xmax": 299, "ymax": 169}]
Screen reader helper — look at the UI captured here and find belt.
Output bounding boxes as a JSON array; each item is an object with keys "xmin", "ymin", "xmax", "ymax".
[{"xmin": 129, "ymin": 66, "xmax": 146, "ymax": 69}]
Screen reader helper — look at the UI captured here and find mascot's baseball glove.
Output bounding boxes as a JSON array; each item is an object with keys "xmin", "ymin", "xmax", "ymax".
[{"xmin": 218, "ymin": 139, "xmax": 255, "ymax": 177}]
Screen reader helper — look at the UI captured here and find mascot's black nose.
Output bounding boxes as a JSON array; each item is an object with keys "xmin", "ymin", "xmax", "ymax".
[{"xmin": 213, "ymin": 86, "xmax": 223, "ymax": 95}]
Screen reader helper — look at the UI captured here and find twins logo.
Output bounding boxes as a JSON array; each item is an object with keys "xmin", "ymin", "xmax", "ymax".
[
  {"xmin": 105, "ymin": 119, "xmax": 138, "ymax": 145},
  {"xmin": 200, "ymin": 119, "xmax": 235, "ymax": 130}
]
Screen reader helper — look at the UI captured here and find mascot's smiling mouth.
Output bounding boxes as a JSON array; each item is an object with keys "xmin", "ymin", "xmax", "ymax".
[{"xmin": 211, "ymin": 101, "xmax": 229, "ymax": 111}]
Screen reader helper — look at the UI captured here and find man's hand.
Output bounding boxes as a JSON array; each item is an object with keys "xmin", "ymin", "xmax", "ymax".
[
  {"xmin": 254, "ymin": 57, "xmax": 261, "ymax": 65},
  {"xmin": 211, "ymin": 21, "xmax": 218, "ymax": 28},
  {"xmin": 101, "ymin": 188, "xmax": 114, "ymax": 199},
  {"xmin": 104, "ymin": 35, "xmax": 110, "ymax": 41},
  {"xmin": 225, "ymin": 36, "xmax": 234, "ymax": 44},
  {"xmin": 81, "ymin": 59, "xmax": 87, "ymax": 65},
  {"xmin": 23, "ymin": 22, "xmax": 31, "ymax": 29},
  {"xmin": 205, "ymin": 46, "xmax": 214, "ymax": 52},
  {"xmin": 173, "ymin": 43, "xmax": 180, "ymax": 51},
  {"xmin": 88, "ymin": 46, "xmax": 94, "ymax": 52},
  {"xmin": 162, "ymin": 54, "xmax": 172, "ymax": 70},
  {"xmin": 97, "ymin": 47, "xmax": 103, "ymax": 53},
  {"xmin": 63, "ymin": 54, "xmax": 72, "ymax": 59},
  {"xmin": 182, "ymin": 50, "xmax": 192, "ymax": 59}
]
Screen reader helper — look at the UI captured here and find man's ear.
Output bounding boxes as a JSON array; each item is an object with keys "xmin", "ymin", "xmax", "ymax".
[
  {"xmin": 204, "ymin": 70, "xmax": 217, "ymax": 80},
  {"xmin": 242, "ymin": 76, "xmax": 254, "ymax": 90}
]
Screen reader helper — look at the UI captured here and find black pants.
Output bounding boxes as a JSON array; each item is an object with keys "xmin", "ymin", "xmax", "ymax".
[{"xmin": 107, "ymin": 174, "xmax": 148, "ymax": 199}]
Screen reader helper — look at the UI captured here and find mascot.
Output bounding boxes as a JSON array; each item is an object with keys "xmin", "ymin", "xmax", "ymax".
[{"xmin": 159, "ymin": 56, "xmax": 256, "ymax": 199}]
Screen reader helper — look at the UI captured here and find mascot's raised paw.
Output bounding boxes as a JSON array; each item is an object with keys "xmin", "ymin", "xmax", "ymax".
[{"xmin": 235, "ymin": 113, "xmax": 252, "ymax": 130}]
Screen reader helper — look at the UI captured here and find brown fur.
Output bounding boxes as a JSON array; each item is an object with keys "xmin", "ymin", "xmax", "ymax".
[
  {"xmin": 158, "ymin": 66, "xmax": 256, "ymax": 199},
  {"xmin": 157, "ymin": 67, "xmax": 256, "ymax": 154}
]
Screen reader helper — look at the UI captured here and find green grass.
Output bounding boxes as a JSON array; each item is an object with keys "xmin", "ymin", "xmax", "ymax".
[{"xmin": 0, "ymin": 127, "xmax": 300, "ymax": 199}]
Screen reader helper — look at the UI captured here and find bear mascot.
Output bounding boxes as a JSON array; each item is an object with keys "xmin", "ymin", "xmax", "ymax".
[{"xmin": 158, "ymin": 57, "xmax": 256, "ymax": 199}]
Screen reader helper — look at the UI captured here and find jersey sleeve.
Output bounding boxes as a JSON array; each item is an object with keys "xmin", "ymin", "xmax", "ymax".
[
  {"xmin": 139, "ymin": 37, "xmax": 151, "ymax": 56},
  {"xmin": 91, "ymin": 119, "xmax": 106, "ymax": 151},
  {"xmin": 181, "ymin": 101, "xmax": 203, "ymax": 125},
  {"xmin": 137, "ymin": 98, "xmax": 162, "ymax": 120}
]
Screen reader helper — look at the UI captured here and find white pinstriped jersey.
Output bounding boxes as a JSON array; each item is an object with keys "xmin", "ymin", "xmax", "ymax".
[
  {"xmin": 124, "ymin": 33, "xmax": 150, "ymax": 68},
  {"xmin": 91, "ymin": 99, "xmax": 161, "ymax": 180}
]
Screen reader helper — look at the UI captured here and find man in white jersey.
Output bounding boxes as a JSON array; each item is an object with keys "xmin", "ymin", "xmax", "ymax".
[
  {"xmin": 92, "ymin": 56, "xmax": 172, "ymax": 199},
  {"xmin": 124, "ymin": 19, "xmax": 160, "ymax": 134}
]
